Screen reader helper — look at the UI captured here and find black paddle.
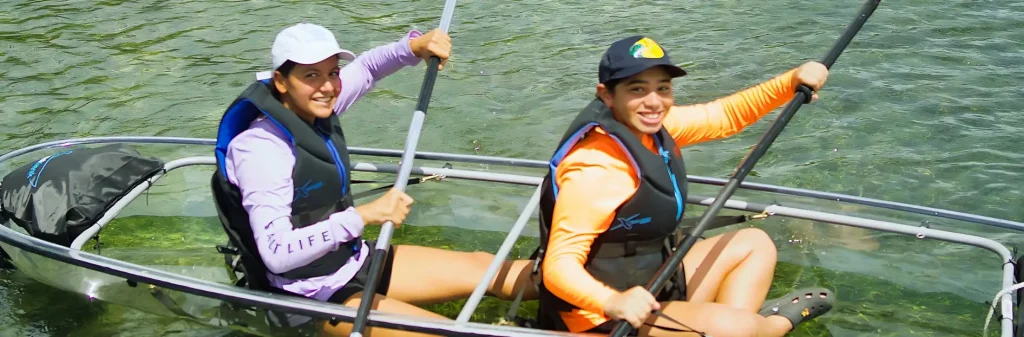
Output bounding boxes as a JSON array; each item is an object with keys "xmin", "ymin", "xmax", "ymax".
[
  {"xmin": 607, "ymin": 1, "xmax": 880, "ymax": 335},
  {"xmin": 348, "ymin": 0, "xmax": 460, "ymax": 335}
]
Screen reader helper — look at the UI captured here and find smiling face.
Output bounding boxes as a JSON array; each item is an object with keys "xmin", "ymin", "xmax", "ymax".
[
  {"xmin": 596, "ymin": 66, "xmax": 675, "ymax": 135},
  {"xmin": 272, "ymin": 56, "xmax": 341, "ymax": 123}
]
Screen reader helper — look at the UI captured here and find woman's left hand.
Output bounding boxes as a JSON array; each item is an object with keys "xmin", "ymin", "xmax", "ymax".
[{"xmin": 410, "ymin": 28, "xmax": 452, "ymax": 70}]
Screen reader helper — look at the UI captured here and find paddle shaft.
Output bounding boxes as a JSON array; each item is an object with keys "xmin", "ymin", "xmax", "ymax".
[
  {"xmin": 607, "ymin": 1, "xmax": 879, "ymax": 336},
  {"xmin": 349, "ymin": 1, "xmax": 459, "ymax": 335}
]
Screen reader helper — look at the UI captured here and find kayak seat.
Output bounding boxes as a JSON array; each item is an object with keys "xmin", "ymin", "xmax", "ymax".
[
  {"xmin": 210, "ymin": 169, "xmax": 278, "ymax": 293},
  {"xmin": 210, "ymin": 169, "xmax": 322, "ymax": 335}
]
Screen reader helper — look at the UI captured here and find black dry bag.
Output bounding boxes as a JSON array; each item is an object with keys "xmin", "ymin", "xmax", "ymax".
[{"xmin": 0, "ymin": 144, "xmax": 164, "ymax": 247}]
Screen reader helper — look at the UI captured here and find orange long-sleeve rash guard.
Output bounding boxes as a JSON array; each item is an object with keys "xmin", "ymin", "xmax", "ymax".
[{"xmin": 542, "ymin": 69, "xmax": 798, "ymax": 332}]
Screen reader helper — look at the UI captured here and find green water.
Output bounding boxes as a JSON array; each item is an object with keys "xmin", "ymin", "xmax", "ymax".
[{"xmin": 2, "ymin": 0, "xmax": 1023, "ymax": 336}]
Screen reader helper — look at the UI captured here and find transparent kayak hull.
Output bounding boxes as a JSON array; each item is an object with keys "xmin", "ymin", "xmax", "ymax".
[{"xmin": 0, "ymin": 136, "xmax": 1021, "ymax": 337}]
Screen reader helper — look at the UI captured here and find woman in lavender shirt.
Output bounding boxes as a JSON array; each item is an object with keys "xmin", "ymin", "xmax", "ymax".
[{"xmin": 211, "ymin": 23, "xmax": 536, "ymax": 336}]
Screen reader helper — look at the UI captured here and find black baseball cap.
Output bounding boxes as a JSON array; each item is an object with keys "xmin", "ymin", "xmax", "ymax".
[{"xmin": 598, "ymin": 35, "xmax": 687, "ymax": 84}]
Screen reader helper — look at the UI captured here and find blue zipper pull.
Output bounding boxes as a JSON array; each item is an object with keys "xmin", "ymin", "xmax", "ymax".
[{"xmin": 657, "ymin": 138, "xmax": 684, "ymax": 222}]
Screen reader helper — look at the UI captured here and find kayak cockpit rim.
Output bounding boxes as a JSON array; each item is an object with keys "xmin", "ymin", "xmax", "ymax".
[{"xmin": 3, "ymin": 136, "xmax": 1018, "ymax": 233}]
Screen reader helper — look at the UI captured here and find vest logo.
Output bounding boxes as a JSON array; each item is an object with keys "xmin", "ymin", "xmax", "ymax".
[
  {"xmin": 26, "ymin": 150, "xmax": 73, "ymax": 188},
  {"xmin": 293, "ymin": 179, "xmax": 323, "ymax": 201},
  {"xmin": 611, "ymin": 213, "xmax": 651, "ymax": 231},
  {"xmin": 629, "ymin": 37, "xmax": 665, "ymax": 59}
]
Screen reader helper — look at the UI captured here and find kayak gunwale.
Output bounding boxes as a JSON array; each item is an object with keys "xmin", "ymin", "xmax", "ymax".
[{"xmin": 5, "ymin": 136, "xmax": 1018, "ymax": 233}]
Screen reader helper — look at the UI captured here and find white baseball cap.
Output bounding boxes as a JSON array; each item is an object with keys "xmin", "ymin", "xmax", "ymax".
[{"xmin": 256, "ymin": 23, "xmax": 356, "ymax": 80}]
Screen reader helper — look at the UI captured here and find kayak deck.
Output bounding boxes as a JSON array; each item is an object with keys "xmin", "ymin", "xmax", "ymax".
[{"xmin": 0, "ymin": 136, "xmax": 1020, "ymax": 337}]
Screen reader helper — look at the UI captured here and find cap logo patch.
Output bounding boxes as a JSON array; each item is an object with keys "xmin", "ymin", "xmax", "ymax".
[{"xmin": 629, "ymin": 37, "xmax": 665, "ymax": 59}]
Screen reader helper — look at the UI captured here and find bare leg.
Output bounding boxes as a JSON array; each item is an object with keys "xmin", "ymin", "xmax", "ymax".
[
  {"xmin": 383, "ymin": 245, "xmax": 537, "ymax": 306},
  {"xmin": 637, "ymin": 300, "xmax": 792, "ymax": 337},
  {"xmin": 318, "ymin": 245, "xmax": 536, "ymax": 336},
  {"xmin": 319, "ymin": 293, "xmax": 448, "ymax": 337},
  {"xmin": 681, "ymin": 228, "xmax": 778, "ymax": 312}
]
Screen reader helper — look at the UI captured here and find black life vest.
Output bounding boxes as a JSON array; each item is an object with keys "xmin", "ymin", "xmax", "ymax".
[
  {"xmin": 210, "ymin": 79, "xmax": 359, "ymax": 283},
  {"xmin": 535, "ymin": 99, "xmax": 689, "ymax": 330}
]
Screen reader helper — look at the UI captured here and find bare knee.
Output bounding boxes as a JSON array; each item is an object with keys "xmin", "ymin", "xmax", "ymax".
[
  {"xmin": 464, "ymin": 251, "xmax": 501, "ymax": 283},
  {"xmin": 736, "ymin": 227, "xmax": 777, "ymax": 257},
  {"xmin": 460, "ymin": 251, "xmax": 535, "ymax": 301},
  {"xmin": 451, "ymin": 251, "xmax": 499, "ymax": 277},
  {"xmin": 469, "ymin": 251, "xmax": 496, "ymax": 266}
]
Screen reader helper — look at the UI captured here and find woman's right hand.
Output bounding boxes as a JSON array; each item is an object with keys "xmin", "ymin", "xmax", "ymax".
[
  {"xmin": 355, "ymin": 188, "xmax": 414, "ymax": 226},
  {"xmin": 409, "ymin": 28, "xmax": 452, "ymax": 70},
  {"xmin": 792, "ymin": 61, "xmax": 829, "ymax": 102},
  {"xmin": 602, "ymin": 286, "xmax": 660, "ymax": 329}
]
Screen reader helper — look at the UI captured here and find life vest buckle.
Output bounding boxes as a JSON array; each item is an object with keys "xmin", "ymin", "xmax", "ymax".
[
  {"xmin": 623, "ymin": 240, "xmax": 638, "ymax": 257},
  {"xmin": 747, "ymin": 211, "xmax": 774, "ymax": 220},
  {"xmin": 530, "ymin": 248, "xmax": 544, "ymax": 274},
  {"xmin": 494, "ymin": 318, "xmax": 516, "ymax": 326},
  {"xmin": 419, "ymin": 173, "xmax": 445, "ymax": 182},
  {"xmin": 216, "ymin": 244, "xmax": 240, "ymax": 256}
]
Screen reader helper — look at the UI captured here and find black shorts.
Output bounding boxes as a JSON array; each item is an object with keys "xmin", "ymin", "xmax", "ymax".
[{"xmin": 326, "ymin": 240, "xmax": 397, "ymax": 304}]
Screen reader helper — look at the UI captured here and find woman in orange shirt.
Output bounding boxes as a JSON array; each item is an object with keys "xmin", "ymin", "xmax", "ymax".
[{"xmin": 533, "ymin": 35, "xmax": 836, "ymax": 336}]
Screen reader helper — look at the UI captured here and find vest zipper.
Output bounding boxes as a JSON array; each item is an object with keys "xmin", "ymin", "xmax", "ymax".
[
  {"xmin": 317, "ymin": 120, "xmax": 349, "ymax": 195},
  {"xmin": 317, "ymin": 122, "xmax": 358, "ymax": 254},
  {"xmin": 658, "ymin": 141, "xmax": 683, "ymax": 222}
]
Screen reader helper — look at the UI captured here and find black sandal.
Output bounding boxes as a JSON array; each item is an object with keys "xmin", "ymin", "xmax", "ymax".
[{"xmin": 758, "ymin": 287, "xmax": 835, "ymax": 329}]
